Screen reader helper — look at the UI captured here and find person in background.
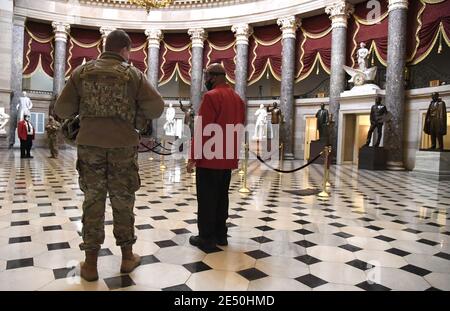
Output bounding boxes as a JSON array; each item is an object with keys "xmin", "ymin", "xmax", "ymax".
[{"xmin": 17, "ymin": 113, "xmax": 35, "ymax": 159}]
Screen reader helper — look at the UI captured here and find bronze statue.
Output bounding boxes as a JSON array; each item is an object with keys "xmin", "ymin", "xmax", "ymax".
[
  {"xmin": 315, "ymin": 103, "xmax": 329, "ymax": 142},
  {"xmin": 267, "ymin": 102, "xmax": 282, "ymax": 124},
  {"xmin": 179, "ymin": 99, "xmax": 195, "ymax": 136},
  {"xmin": 365, "ymin": 96, "xmax": 388, "ymax": 147},
  {"xmin": 424, "ymin": 92, "xmax": 447, "ymax": 151}
]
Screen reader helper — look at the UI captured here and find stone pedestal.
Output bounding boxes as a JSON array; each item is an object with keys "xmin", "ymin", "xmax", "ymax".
[
  {"xmin": 309, "ymin": 140, "xmax": 327, "ymax": 164},
  {"xmin": 413, "ymin": 150, "xmax": 450, "ymax": 181},
  {"xmin": 358, "ymin": 146, "xmax": 387, "ymax": 170}
]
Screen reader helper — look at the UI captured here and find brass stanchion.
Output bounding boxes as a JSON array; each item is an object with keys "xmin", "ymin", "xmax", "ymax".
[
  {"xmin": 279, "ymin": 143, "xmax": 284, "ymax": 172},
  {"xmin": 318, "ymin": 146, "xmax": 331, "ymax": 199},
  {"xmin": 239, "ymin": 143, "xmax": 250, "ymax": 193},
  {"xmin": 160, "ymin": 139, "xmax": 167, "ymax": 170}
]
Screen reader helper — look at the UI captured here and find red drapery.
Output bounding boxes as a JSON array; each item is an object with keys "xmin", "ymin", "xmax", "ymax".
[
  {"xmin": 248, "ymin": 24, "xmax": 282, "ymax": 85},
  {"xmin": 23, "ymin": 21, "xmax": 54, "ymax": 78},
  {"xmin": 159, "ymin": 33, "xmax": 191, "ymax": 85},
  {"xmin": 203, "ymin": 30, "xmax": 236, "ymax": 83},
  {"xmin": 128, "ymin": 32, "xmax": 148, "ymax": 74},
  {"xmin": 66, "ymin": 27, "xmax": 101, "ymax": 76},
  {"xmin": 296, "ymin": 14, "xmax": 331, "ymax": 82}
]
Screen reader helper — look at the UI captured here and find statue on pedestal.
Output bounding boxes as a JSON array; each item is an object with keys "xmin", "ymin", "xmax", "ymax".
[
  {"xmin": 253, "ymin": 104, "xmax": 268, "ymax": 140},
  {"xmin": 343, "ymin": 42, "xmax": 377, "ymax": 88},
  {"xmin": 266, "ymin": 102, "xmax": 282, "ymax": 140},
  {"xmin": 424, "ymin": 92, "xmax": 447, "ymax": 151},
  {"xmin": 0, "ymin": 107, "xmax": 10, "ymax": 135},
  {"xmin": 179, "ymin": 99, "xmax": 195, "ymax": 137},
  {"xmin": 315, "ymin": 103, "xmax": 330, "ymax": 143},
  {"xmin": 16, "ymin": 91, "xmax": 33, "ymax": 122},
  {"xmin": 163, "ymin": 103, "xmax": 176, "ymax": 136},
  {"xmin": 364, "ymin": 96, "xmax": 388, "ymax": 147}
]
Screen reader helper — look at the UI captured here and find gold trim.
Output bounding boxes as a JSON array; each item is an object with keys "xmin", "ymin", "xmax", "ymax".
[
  {"xmin": 422, "ymin": 0, "xmax": 445, "ymax": 3},
  {"xmin": 248, "ymin": 59, "xmax": 281, "ymax": 85},
  {"xmin": 71, "ymin": 37, "xmax": 102, "ymax": 49},
  {"xmin": 164, "ymin": 41, "xmax": 190, "ymax": 52},
  {"xmin": 302, "ymin": 27, "xmax": 331, "ymax": 39},
  {"xmin": 25, "ymin": 26, "xmax": 54, "ymax": 44},
  {"xmin": 253, "ymin": 34, "xmax": 282, "ymax": 46},
  {"xmin": 22, "ymin": 36, "xmax": 33, "ymax": 74},
  {"xmin": 406, "ymin": 0, "xmax": 426, "ymax": 63},
  {"xmin": 410, "ymin": 22, "xmax": 450, "ymax": 65},
  {"xmin": 22, "ymin": 55, "xmax": 54, "ymax": 79},
  {"xmin": 207, "ymin": 39, "xmax": 235, "ymax": 51},
  {"xmin": 354, "ymin": 11, "xmax": 388, "ymax": 25},
  {"xmin": 295, "ymin": 53, "xmax": 330, "ymax": 82}
]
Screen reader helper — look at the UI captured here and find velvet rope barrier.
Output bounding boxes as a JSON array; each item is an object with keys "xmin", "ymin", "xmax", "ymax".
[{"xmin": 252, "ymin": 150, "xmax": 324, "ymax": 174}]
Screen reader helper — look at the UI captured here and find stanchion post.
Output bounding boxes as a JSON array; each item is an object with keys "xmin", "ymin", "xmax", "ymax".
[
  {"xmin": 279, "ymin": 143, "xmax": 284, "ymax": 172},
  {"xmin": 239, "ymin": 143, "xmax": 250, "ymax": 193},
  {"xmin": 326, "ymin": 145, "xmax": 331, "ymax": 187},
  {"xmin": 318, "ymin": 146, "xmax": 330, "ymax": 199},
  {"xmin": 160, "ymin": 139, "xmax": 167, "ymax": 170},
  {"xmin": 239, "ymin": 141, "xmax": 245, "ymax": 175}
]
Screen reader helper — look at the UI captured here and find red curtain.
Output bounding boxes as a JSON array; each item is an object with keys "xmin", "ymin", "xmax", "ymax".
[
  {"xmin": 203, "ymin": 30, "xmax": 236, "ymax": 83},
  {"xmin": 248, "ymin": 24, "xmax": 282, "ymax": 84},
  {"xmin": 159, "ymin": 33, "xmax": 191, "ymax": 85},
  {"xmin": 296, "ymin": 14, "xmax": 331, "ymax": 81},
  {"xmin": 410, "ymin": 0, "xmax": 450, "ymax": 64},
  {"xmin": 66, "ymin": 27, "xmax": 101, "ymax": 76},
  {"xmin": 128, "ymin": 32, "xmax": 147, "ymax": 74},
  {"xmin": 23, "ymin": 21, "xmax": 54, "ymax": 78}
]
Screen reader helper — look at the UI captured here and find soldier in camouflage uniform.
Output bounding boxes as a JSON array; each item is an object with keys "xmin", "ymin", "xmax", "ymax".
[
  {"xmin": 55, "ymin": 30, "xmax": 164, "ymax": 281},
  {"xmin": 45, "ymin": 115, "xmax": 61, "ymax": 158}
]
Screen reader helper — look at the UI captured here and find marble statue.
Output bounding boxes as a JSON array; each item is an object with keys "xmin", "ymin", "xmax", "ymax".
[
  {"xmin": 315, "ymin": 103, "xmax": 330, "ymax": 142},
  {"xmin": 163, "ymin": 103, "xmax": 176, "ymax": 136},
  {"xmin": 16, "ymin": 91, "xmax": 33, "ymax": 122},
  {"xmin": 253, "ymin": 104, "xmax": 268, "ymax": 140},
  {"xmin": 343, "ymin": 42, "xmax": 377, "ymax": 88},
  {"xmin": 0, "ymin": 107, "xmax": 10, "ymax": 135},
  {"xmin": 424, "ymin": 92, "xmax": 447, "ymax": 151},
  {"xmin": 364, "ymin": 96, "xmax": 388, "ymax": 147},
  {"xmin": 179, "ymin": 99, "xmax": 195, "ymax": 137}
]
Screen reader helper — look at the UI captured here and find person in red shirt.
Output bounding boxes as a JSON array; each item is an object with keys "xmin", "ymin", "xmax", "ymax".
[
  {"xmin": 187, "ymin": 63, "xmax": 246, "ymax": 250},
  {"xmin": 17, "ymin": 114, "xmax": 35, "ymax": 159}
]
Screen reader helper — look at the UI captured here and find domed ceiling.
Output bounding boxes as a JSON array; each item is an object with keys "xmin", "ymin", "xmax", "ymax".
[{"xmin": 78, "ymin": 0, "xmax": 263, "ymax": 10}]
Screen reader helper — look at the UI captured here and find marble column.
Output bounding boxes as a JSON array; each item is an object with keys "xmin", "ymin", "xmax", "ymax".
[
  {"xmin": 277, "ymin": 16, "xmax": 300, "ymax": 159},
  {"xmin": 100, "ymin": 26, "xmax": 116, "ymax": 51},
  {"xmin": 231, "ymin": 24, "xmax": 252, "ymax": 104},
  {"xmin": 188, "ymin": 28, "xmax": 207, "ymax": 112},
  {"xmin": 384, "ymin": 0, "xmax": 409, "ymax": 170},
  {"xmin": 145, "ymin": 28, "xmax": 163, "ymax": 137},
  {"xmin": 325, "ymin": 1, "xmax": 354, "ymax": 155},
  {"xmin": 9, "ymin": 15, "xmax": 26, "ymax": 147},
  {"xmin": 52, "ymin": 22, "xmax": 70, "ymax": 96}
]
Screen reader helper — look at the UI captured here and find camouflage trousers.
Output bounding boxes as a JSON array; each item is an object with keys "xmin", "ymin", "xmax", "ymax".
[
  {"xmin": 48, "ymin": 136, "xmax": 58, "ymax": 158},
  {"xmin": 76, "ymin": 145, "xmax": 140, "ymax": 251}
]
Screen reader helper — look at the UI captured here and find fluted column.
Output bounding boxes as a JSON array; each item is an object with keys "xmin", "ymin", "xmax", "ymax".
[
  {"xmin": 145, "ymin": 28, "xmax": 163, "ymax": 137},
  {"xmin": 231, "ymin": 24, "xmax": 252, "ymax": 105},
  {"xmin": 52, "ymin": 22, "xmax": 70, "ymax": 96},
  {"xmin": 9, "ymin": 15, "xmax": 26, "ymax": 147},
  {"xmin": 384, "ymin": 0, "xmax": 409, "ymax": 170},
  {"xmin": 325, "ymin": 1, "xmax": 354, "ymax": 154},
  {"xmin": 100, "ymin": 26, "xmax": 116, "ymax": 51},
  {"xmin": 188, "ymin": 28, "xmax": 207, "ymax": 112},
  {"xmin": 277, "ymin": 16, "xmax": 300, "ymax": 159}
]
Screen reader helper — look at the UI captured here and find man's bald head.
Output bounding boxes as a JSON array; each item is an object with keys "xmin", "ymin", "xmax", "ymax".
[{"xmin": 204, "ymin": 63, "xmax": 227, "ymax": 90}]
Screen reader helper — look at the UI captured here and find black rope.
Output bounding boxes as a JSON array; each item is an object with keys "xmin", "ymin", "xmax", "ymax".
[
  {"xmin": 138, "ymin": 142, "xmax": 173, "ymax": 156},
  {"xmin": 252, "ymin": 151, "xmax": 324, "ymax": 173}
]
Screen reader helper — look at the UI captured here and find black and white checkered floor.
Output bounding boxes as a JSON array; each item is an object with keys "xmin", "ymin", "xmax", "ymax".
[{"xmin": 0, "ymin": 148, "xmax": 449, "ymax": 291}]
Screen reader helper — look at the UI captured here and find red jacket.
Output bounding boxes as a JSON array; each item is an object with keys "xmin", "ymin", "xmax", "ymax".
[
  {"xmin": 190, "ymin": 83, "xmax": 246, "ymax": 169},
  {"xmin": 18, "ymin": 120, "xmax": 35, "ymax": 141}
]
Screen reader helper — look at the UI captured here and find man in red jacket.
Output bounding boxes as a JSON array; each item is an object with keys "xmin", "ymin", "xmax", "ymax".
[
  {"xmin": 17, "ymin": 114, "xmax": 35, "ymax": 159},
  {"xmin": 187, "ymin": 63, "xmax": 246, "ymax": 250}
]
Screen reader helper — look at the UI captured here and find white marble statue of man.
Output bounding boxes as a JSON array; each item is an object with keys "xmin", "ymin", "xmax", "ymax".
[
  {"xmin": 163, "ymin": 103, "xmax": 176, "ymax": 136},
  {"xmin": 253, "ymin": 104, "xmax": 268, "ymax": 140},
  {"xmin": 0, "ymin": 107, "xmax": 10, "ymax": 134},
  {"xmin": 16, "ymin": 91, "xmax": 33, "ymax": 122},
  {"xmin": 357, "ymin": 42, "xmax": 369, "ymax": 72}
]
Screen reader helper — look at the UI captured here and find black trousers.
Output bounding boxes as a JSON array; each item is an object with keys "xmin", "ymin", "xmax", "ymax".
[
  {"xmin": 196, "ymin": 167, "xmax": 232, "ymax": 242},
  {"xmin": 430, "ymin": 133, "xmax": 444, "ymax": 150},
  {"xmin": 366, "ymin": 123, "xmax": 383, "ymax": 146},
  {"xmin": 20, "ymin": 135, "xmax": 33, "ymax": 158}
]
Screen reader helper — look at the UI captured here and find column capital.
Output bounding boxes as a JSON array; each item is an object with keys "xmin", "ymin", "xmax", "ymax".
[
  {"xmin": 231, "ymin": 24, "xmax": 253, "ymax": 45},
  {"xmin": 145, "ymin": 28, "xmax": 164, "ymax": 49},
  {"xmin": 99, "ymin": 26, "xmax": 116, "ymax": 39},
  {"xmin": 325, "ymin": 1, "xmax": 354, "ymax": 29},
  {"xmin": 188, "ymin": 28, "xmax": 207, "ymax": 48},
  {"xmin": 388, "ymin": 0, "xmax": 408, "ymax": 12},
  {"xmin": 277, "ymin": 16, "xmax": 300, "ymax": 40},
  {"xmin": 52, "ymin": 22, "xmax": 70, "ymax": 43},
  {"xmin": 13, "ymin": 15, "xmax": 26, "ymax": 27}
]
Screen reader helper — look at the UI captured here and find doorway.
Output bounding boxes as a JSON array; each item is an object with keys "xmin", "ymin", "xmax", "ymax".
[
  {"xmin": 304, "ymin": 116, "xmax": 318, "ymax": 160},
  {"xmin": 342, "ymin": 114, "xmax": 370, "ymax": 165}
]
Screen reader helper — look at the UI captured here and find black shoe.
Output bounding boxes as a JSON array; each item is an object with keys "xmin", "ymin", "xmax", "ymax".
[
  {"xmin": 216, "ymin": 237, "xmax": 228, "ymax": 246},
  {"xmin": 189, "ymin": 236, "xmax": 215, "ymax": 251},
  {"xmin": 27, "ymin": 156, "xmax": 34, "ymax": 159}
]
